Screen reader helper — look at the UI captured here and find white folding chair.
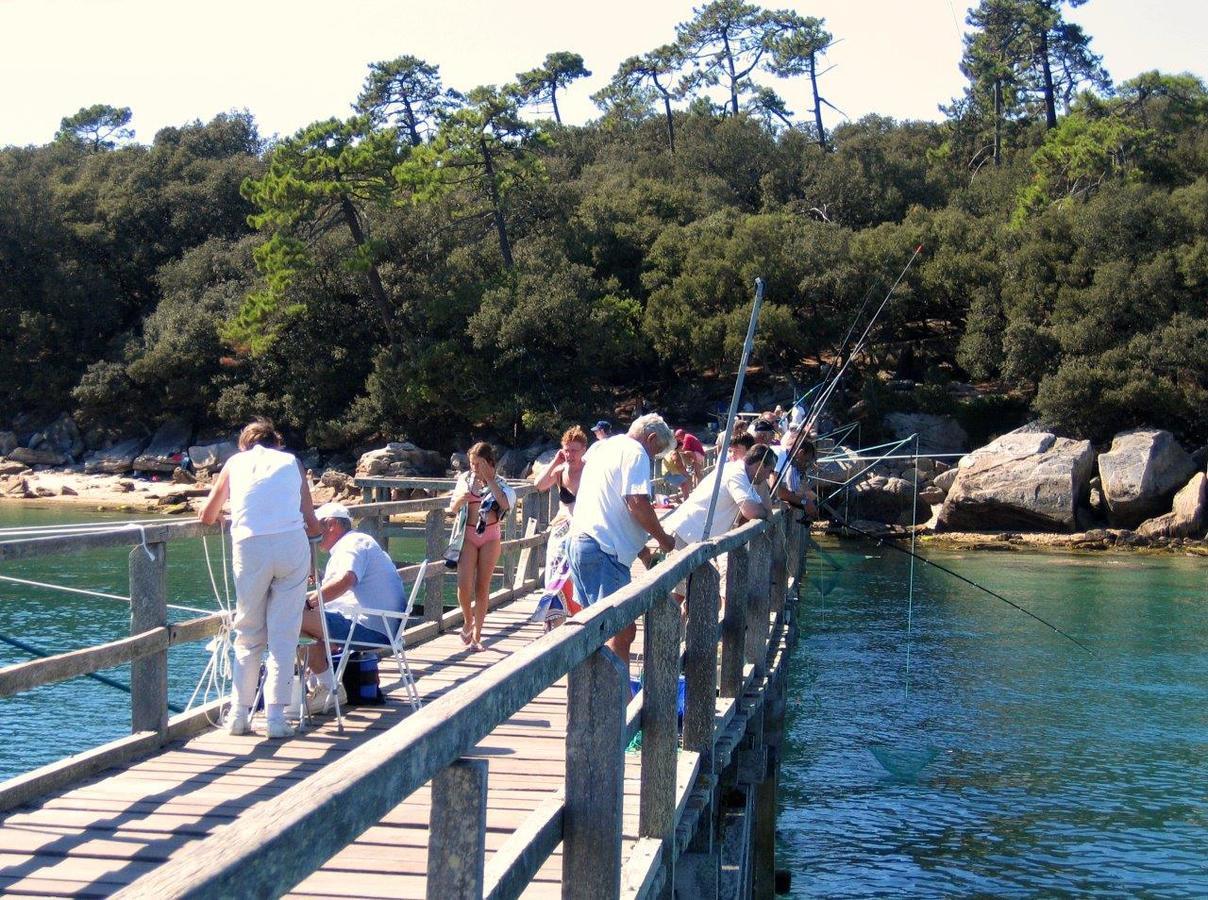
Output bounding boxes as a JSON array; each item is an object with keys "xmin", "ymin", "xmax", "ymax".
[{"xmin": 333, "ymin": 560, "xmax": 427, "ymax": 712}]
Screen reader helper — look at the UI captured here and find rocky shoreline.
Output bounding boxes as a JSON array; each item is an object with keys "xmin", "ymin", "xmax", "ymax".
[{"xmin": 2, "ymin": 415, "xmax": 1205, "ymax": 557}]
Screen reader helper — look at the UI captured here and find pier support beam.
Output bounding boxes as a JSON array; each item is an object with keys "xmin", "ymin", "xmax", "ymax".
[
  {"xmin": 563, "ymin": 647, "xmax": 628, "ymax": 899},
  {"xmin": 128, "ymin": 542, "xmax": 167, "ymax": 736},
  {"xmin": 428, "ymin": 758, "xmax": 489, "ymax": 900}
]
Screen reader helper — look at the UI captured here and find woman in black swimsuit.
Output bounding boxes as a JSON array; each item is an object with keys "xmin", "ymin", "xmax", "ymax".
[{"xmin": 532, "ymin": 426, "xmax": 589, "ymax": 629}]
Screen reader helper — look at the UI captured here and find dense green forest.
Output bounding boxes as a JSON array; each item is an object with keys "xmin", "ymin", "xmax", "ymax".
[{"xmin": 2, "ymin": 0, "xmax": 1205, "ymax": 453}]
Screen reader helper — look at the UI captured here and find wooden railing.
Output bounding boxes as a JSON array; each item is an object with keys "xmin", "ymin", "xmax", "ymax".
[
  {"xmin": 0, "ymin": 487, "xmax": 554, "ymax": 813},
  {"xmin": 111, "ymin": 506, "xmax": 807, "ymax": 899}
]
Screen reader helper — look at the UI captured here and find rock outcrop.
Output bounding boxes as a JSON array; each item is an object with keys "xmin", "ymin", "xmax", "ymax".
[
  {"xmin": 1136, "ymin": 472, "xmax": 1207, "ymax": 539},
  {"xmin": 1098, "ymin": 429, "xmax": 1197, "ymax": 527},
  {"xmin": 355, "ymin": 442, "xmax": 446, "ymax": 478},
  {"xmin": 83, "ymin": 437, "xmax": 149, "ymax": 474},
  {"xmin": 133, "ymin": 420, "xmax": 193, "ymax": 473},
  {"xmin": 0, "ymin": 431, "xmax": 19, "ymax": 457},
  {"xmin": 937, "ymin": 429, "xmax": 1095, "ymax": 532},
  {"xmin": 29, "ymin": 414, "xmax": 84, "ymax": 461},
  {"xmin": 5, "ymin": 447, "xmax": 66, "ymax": 467},
  {"xmin": 188, "ymin": 440, "xmax": 238, "ymax": 472},
  {"xmin": 883, "ymin": 412, "xmax": 968, "ymax": 455}
]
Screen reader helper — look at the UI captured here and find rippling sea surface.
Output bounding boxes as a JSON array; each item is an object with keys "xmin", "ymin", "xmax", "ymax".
[{"xmin": 779, "ymin": 539, "xmax": 1208, "ymax": 898}]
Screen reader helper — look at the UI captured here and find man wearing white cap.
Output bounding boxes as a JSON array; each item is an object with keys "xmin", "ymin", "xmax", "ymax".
[{"xmin": 298, "ymin": 502, "xmax": 407, "ymax": 713}]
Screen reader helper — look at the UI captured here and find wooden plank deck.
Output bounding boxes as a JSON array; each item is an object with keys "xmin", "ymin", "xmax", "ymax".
[{"xmin": 0, "ymin": 594, "xmax": 691, "ymax": 899}]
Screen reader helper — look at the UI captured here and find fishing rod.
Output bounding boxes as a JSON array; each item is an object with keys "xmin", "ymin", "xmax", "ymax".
[
  {"xmin": 701, "ymin": 277, "xmax": 766, "ymax": 542},
  {"xmin": 768, "ymin": 246, "xmax": 924, "ymax": 501},
  {"xmin": 804, "ymin": 244, "xmax": 924, "ymax": 436},
  {"xmin": 0, "ymin": 630, "xmax": 185, "ymax": 712},
  {"xmin": 817, "ymin": 500, "xmax": 1095, "ymax": 656}
]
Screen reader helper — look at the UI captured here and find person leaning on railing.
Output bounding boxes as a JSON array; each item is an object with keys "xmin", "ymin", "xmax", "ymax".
[
  {"xmin": 199, "ymin": 418, "xmax": 320, "ymax": 740},
  {"xmin": 568, "ymin": 413, "xmax": 676, "ymax": 670}
]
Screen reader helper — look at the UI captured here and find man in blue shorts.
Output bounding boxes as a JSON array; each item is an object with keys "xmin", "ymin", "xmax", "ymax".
[
  {"xmin": 299, "ymin": 502, "xmax": 407, "ymax": 713},
  {"xmin": 569, "ymin": 414, "xmax": 676, "ymax": 668}
]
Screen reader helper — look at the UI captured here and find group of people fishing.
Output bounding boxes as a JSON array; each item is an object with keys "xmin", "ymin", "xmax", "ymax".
[{"xmin": 200, "ymin": 409, "xmax": 816, "ymax": 739}]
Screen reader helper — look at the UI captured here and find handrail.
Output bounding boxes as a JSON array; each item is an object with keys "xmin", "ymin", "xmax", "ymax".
[{"xmin": 113, "ymin": 515, "xmax": 782, "ymax": 899}]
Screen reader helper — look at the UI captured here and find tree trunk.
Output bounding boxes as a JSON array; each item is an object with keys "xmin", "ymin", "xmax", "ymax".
[
  {"xmin": 403, "ymin": 99, "xmax": 421, "ymax": 146},
  {"xmin": 479, "ymin": 137, "xmax": 514, "ymax": 268},
  {"xmin": 339, "ymin": 196, "xmax": 399, "ymax": 346},
  {"xmin": 1039, "ymin": 28, "xmax": 1057, "ymax": 129},
  {"xmin": 993, "ymin": 77, "xmax": 1003, "ymax": 166},
  {"xmin": 662, "ymin": 94, "xmax": 676, "ymax": 154},
  {"xmin": 808, "ymin": 54, "xmax": 828, "ymax": 152},
  {"xmin": 550, "ymin": 85, "xmax": 562, "ymax": 126},
  {"xmin": 723, "ymin": 34, "xmax": 740, "ymax": 116}
]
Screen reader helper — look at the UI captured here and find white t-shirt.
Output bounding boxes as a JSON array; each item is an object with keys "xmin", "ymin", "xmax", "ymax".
[
  {"xmin": 663, "ymin": 459, "xmax": 762, "ymax": 545},
  {"xmin": 224, "ymin": 445, "xmax": 303, "ymax": 541},
  {"xmin": 570, "ymin": 435, "xmax": 653, "ymax": 565},
  {"xmin": 789, "ymin": 403, "xmax": 806, "ymax": 429},
  {"xmin": 323, "ymin": 530, "xmax": 407, "ymax": 631},
  {"xmin": 774, "ymin": 443, "xmax": 801, "ymax": 493}
]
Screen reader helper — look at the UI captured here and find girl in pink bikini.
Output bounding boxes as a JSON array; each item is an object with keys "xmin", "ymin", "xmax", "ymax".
[{"xmin": 449, "ymin": 442, "xmax": 516, "ymax": 652}]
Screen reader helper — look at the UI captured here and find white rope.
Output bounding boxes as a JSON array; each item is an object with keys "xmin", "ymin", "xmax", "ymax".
[
  {"xmin": 0, "ymin": 573, "xmax": 215, "ymax": 615},
  {"xmin": 192, "ymin": 519, "xmax": 235, "ymax": 724}
]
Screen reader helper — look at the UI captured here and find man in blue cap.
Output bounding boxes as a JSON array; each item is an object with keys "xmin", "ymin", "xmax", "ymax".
[{"xmin": 592, "ymin": 420, "xmax": 612, "ymax": 442}]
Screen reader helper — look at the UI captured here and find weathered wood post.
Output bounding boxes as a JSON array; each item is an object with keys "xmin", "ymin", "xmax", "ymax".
[
  {"xmin": 128, "ymin": 542, "xmax": 168, "ymax": 736},
  {"xmin": 683, "ymin": 562, "xmax": 720, "ymax": 775},
  {"xmin": 768, "ymin": 515, "xmax": 787, "ymax": 621},
  {"xmin": 719, "ymin": 547, "xmax": 750, "ymax": 699},
  {"xmin": 745, "ymin": 532, "xmax": 773, "ymax": 677},
  {"xmin": 563, "ymin": 647, "xmax": 628, "ymax": 899},
  {"xmin": 424, "ymin": 507, "xmax": 445, "ymax": 626},
  {"xmin": 639, "ymin": 590, "xmax": 681, "ymax": 892},
  {"xmin": 428, "ymin": 757, "xmax": 489, "ymax": 899},
  {"xmin": 501, "ymin": 501, "xmax": 521, "ymax": 586}
]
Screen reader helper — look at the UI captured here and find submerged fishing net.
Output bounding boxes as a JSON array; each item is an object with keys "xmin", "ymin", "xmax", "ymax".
[{"xmin": 868, "ymin": 741, "xmax": 941, "ymax": 779}]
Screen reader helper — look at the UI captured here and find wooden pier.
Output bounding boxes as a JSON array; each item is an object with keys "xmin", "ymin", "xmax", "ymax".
[{"xmin": 0, "ymin": 481, "xmax": 806, "ymax": 898}]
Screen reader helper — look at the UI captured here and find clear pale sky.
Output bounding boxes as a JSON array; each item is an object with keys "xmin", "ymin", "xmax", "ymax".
[{"xmin": 1, "ymin": 0, "xmax": 1204, "ymax": 148}]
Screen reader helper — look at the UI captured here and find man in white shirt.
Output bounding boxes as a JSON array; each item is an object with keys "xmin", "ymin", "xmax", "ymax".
[
  {"xmin": 664, "ymin": 444, "xmax": 775, "ymax": 547},
  {"xmin": 299, "ymin": 502, "xmax": 407, "ymax": 714},
  {"xmin": 569, "ymin": 414, "xmax": 676, "ymax": 667}
]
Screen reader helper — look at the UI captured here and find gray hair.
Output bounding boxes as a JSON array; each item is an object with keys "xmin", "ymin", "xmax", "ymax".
[{"xmin": 628, "ymin": 413, "xmax": 675, "ymax": 457}]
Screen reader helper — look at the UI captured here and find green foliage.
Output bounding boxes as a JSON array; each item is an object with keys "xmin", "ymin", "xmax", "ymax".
[
  {"xmin": 2, "ymin": 11, "xmax": 1205, "ymax": 455},
  {"xmin": 55, "ymin": 103, "xmax": 134, "ymax": 151}
]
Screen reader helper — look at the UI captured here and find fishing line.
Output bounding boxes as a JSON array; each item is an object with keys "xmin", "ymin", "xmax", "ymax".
[
  {"xmin": 768, "ymin": 246, "xmax": 924, "ymax": 501},
  {"xmin": 818, "ymin": 500, "xmax": 1095, "ymax": 656}
]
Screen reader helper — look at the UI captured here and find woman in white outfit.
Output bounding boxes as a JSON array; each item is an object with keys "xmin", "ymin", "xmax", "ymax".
[{"xmin": 200, "ymin": 419, "xmax": 319, "ymax": 738}]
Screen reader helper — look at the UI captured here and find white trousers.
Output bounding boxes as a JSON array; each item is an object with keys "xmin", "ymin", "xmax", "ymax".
[{"xmin": 230, "ymin": 530, "xmax": 310, "ymax": 707}]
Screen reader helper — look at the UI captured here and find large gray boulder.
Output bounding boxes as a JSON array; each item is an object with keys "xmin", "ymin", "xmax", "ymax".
[
  {"xmin": 83, "ymin": 437, "xmax": 149, "ymax": 474},
  {"xmin": 188, "ymin": 440, "xmax": 238, "ymax": 472},
  {"xmin": 133, "ymin": 420, "xmax": 193, "ymax": 473},
  {"xmin": 30, "ymin": 414, "xmax": 84, "ymax": 460},
  {"xmin": 883, "ymin": 412, "xmax": 968, "ymax": 455},
  {"xmin": 6, "ymin": 447, "xmax": 66, "ymax": 467},
  {"xmin": 938, "ymin": 429, "xmax": 1095, "ymax": 532},
  {"xmin": 1098, "ymin": 429, "xmax": 1197, "ymax": 528},
  {"xmin": 355, "ymin": 442, "xmax": 445, "ymax": 478},
  {"xmin": 0, "ymin": 432, "xmax": 18, "ymax": 456},
  {"xmin": 1136, "ymin": 472, "xmax": 1207, "ymax": 539}
]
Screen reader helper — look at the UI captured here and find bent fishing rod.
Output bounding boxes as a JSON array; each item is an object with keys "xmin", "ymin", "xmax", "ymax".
[
  {"xmin": 768, "ymin": 245, "xmax": 924, "ymax": 500},
  {"xmin": 701, "ymin": 276, "xmax": 765, "ymax": 542},
  {"xmin": 817, "ymin": 500, "xmax": 1095, "ymax": 656}
]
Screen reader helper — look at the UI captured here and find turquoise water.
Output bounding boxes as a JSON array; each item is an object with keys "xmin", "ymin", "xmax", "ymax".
[
  {"xmin": 0, "ymin": 505, "xmax": 436, "ymax": 779},
  {"xmin": 780, "ymin": 539, "xmax": 1207, "ymax": 897}
]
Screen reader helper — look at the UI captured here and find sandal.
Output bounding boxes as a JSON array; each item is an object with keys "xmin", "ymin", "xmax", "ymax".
[
  {"xmin": 470, "ymin": 641, "xmax": 485, "ymax": 653},
  {"xmin": 459, "ymin": 626, "xmax": 472, "ymax": 645}
]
